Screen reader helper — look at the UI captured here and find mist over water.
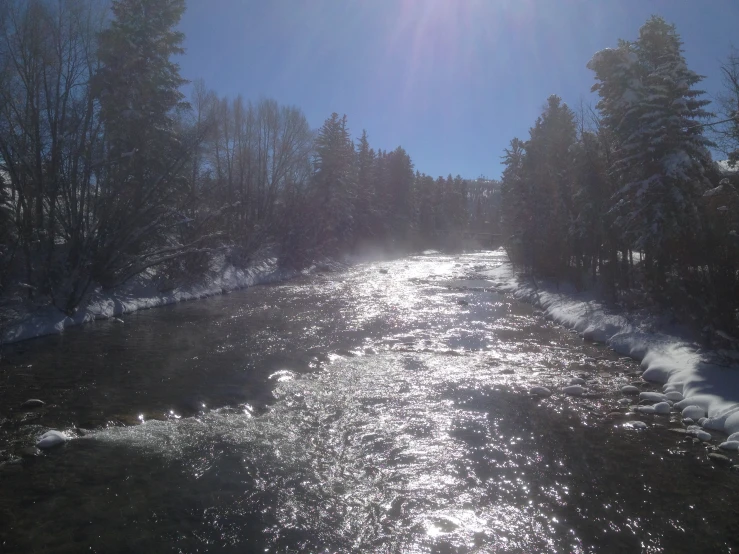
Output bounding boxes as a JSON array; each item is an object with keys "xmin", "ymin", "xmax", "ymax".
[{"xmin": 2, "ymin": 251, "xmax": 738, "ymax": 553}]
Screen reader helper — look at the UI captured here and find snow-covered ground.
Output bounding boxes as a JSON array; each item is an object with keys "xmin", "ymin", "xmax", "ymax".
[
  {"xmin": 480, "ymin": 250, "xmax": 739, "ymax": 442},
  {"xmin": 1, "ymin": 257, "xmax": 307, "ymax": 345}
]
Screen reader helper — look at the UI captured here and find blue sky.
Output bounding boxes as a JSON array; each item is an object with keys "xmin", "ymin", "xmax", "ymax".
[{"xmin": 176, "ymin": 0, "xmax": 739, "ymax": 179}]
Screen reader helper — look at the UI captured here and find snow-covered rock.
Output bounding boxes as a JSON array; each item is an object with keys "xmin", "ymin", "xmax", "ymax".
[
  {"xmin": 680, "ymin": 405, "xmax": 705, "ymax": 421},
  {"xmin": 639, "ymin": 392, "xmax": 666, "ymax": 403},
  {"xmin": 686, "ymin": 425, "xmax": 711, "ymax": 441},
  {"xmin": 36, "ymin": 430, "xmax": 68, "ymax": 449},
  {"xmin": 563, "ymin": 385, "xmax": 585, "ymax": 396},
  {"xmin": 665, "ymin": 391, "xmax": 684, "ymax": 402},
  {"xmin": 21, "ymin": 399, "xmax": 45, "ymax": 409},
  {"xmin": 625, "ymin": 421, "xmax": 647, "ymax": 429},
  {"xmin": 653, "ymin": 402, "xmax": 671, "ymax": 414}
]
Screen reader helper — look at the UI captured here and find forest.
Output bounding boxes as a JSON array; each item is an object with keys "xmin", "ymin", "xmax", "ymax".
[
  {"xmin": 499, "ymin": 16, "xmax": 739, "ymax": 340},
  {"xmin": 0, "ymin": 0, "xmax": 498, "ymax": 325},
  {"xmin": 1, "ymin": 2, "xmax": 737, "ymax": 341}
]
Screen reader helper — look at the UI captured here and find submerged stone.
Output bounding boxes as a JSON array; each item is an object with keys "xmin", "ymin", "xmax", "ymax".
[
  {"xmin": 21, "ymin": 399, "xmax": 45, "ymax": 409},
  {"xmin": 708, "ymin": 453, "xmax": 732, "ymax": 466}
]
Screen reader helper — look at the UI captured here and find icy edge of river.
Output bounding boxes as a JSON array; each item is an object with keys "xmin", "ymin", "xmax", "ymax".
[
  {"xmin": 480, "ymin": 250, "xmax": 739, "ymax": 439},
  {"xmin": 0, "ymin": 257, "xmax": 316, "ymax": 346}
]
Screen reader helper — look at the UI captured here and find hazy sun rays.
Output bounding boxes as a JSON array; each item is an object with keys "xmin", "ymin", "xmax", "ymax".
[{"xmin": 387, "ymin": 0, "xmax": 504, "ymax": 117}]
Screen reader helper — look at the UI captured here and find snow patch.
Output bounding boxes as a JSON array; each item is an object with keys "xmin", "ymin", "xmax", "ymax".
[
  {"xmin": 2, "ymin": 257, "xmax": 299, "ymax": 345},
  {"xmin": 480, "ymin": 249, "xmax": 739, "ymax": 439}
]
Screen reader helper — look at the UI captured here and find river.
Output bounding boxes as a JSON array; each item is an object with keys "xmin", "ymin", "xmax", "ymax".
[{"xmin": 1, "ymin": 250, "xmax": 738, "ymax": 553}]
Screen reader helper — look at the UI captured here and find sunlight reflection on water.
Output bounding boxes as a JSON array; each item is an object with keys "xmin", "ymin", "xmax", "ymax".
[{"xmin": 1, "ymin": 251, "xmax": 739, "ymax": 552}]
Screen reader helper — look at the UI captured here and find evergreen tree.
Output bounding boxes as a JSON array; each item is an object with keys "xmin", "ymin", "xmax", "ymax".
[
  {"xmin": 354, "ymin": 129, "xmax": 376, "ymax": 242},
  {"xmin": 588, "ymin": 16, "xmax": 714, "ymax": 277},
  {"xmin": 90, "ymin": 0, "xmax": 194, "ymax": 287},
  {"xmin": 385, "ymin": 147, "xmax": 414, "ymax": 240},
  {"xmin": 522, "ymin": 95, "xmax": 577, "ymax": 276},
  {"xmin": 95, "ymin": 0, "xmax": 188, "ymax": 163},
  {"xmin": 312, "ymin": 113, "xmax": 356, "ymax": 253},
  {"xmin": 499, "ymin": 137, "xmax": 527, "ymax": 259},
  {"xmin": 414, "ymin": 173, "xmax": 437, "ymax": 240}
]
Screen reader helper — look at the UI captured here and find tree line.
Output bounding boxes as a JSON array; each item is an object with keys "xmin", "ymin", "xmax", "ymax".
[
  {"xmin": 0, "ymin": 0, "xmax": 499, "ymax": 320},
  {"xmin": 499, "ymin": 16, "xmax": 739, "ymax": 339}
]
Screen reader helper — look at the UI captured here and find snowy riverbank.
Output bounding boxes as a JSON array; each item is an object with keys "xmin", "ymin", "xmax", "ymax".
[
  {"xmin": 480, "ymin": 250, "xmax": 739, "ymax": 442},
  {"xmin": 0, "ymin": 257, "xmax": 310, "ymax": 346}
]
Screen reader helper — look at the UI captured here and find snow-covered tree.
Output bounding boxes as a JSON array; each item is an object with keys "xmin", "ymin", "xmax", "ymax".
[
  {"xmin": 499, "ymin": 138, "xmax": 527, "ymax": 254},
  {"xmin": 312, "ymin": 113, "xmax": 356, "ymax": 253},
  {"xmin": 90, "ymin": 0, "xmax": 200, "ymax": 289},
  {"xmin": 520, "ymin": 95, "xmax": 577, "ymax": 275},
  {"xmin": 588, "ymin": 16, "xmax": 714, "ymax": 276},
  {"xmin": 385, "ymin": 146, "xmax": 415, "ymax": 240},
  {"xmin": 354, "ymin": 129, "xmax": 376, "ymax": 242},
  {"xmin": 95, "ymin": 0, "xmax": 188, "ymax": 165}
]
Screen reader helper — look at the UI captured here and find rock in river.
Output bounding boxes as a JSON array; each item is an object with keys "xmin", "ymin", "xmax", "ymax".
[
  {"xmin": 681, "ymin": 405, "xmax": 706, "ymax": 421},
  {"xmin": 708, "ymin": 453, "xmax": 732, "ymax": 466},
  {"xmin": 36, "ymin": 430, "xmax": 68, "ymax": 449},
  {"xmin": 653, "ymin": 402, "xmax": 672, "ymax": 414},
  {"xmin": 19, "ymin": 447, "xmax": 41, "ymax": 458},
  {"xmin": 21, "ymin": 399, "xmax": 45, "ymax": 409}
]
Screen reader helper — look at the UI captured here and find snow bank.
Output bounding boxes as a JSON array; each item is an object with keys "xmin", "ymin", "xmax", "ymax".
[
  {"xmin": 481, "ymin": 250, "xmax": 739, "ymax": 439},
  {"xmin": 1, "ymin": 257, "xmax": 301, "ymax": 345}
]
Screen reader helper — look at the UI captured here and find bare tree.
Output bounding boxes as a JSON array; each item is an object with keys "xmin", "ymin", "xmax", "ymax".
[{"xmin": 715, "ymin": 46, "xmax": 739, "ymax": 165}]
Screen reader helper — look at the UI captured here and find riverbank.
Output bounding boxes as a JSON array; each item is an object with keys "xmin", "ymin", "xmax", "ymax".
[
  {"xmin": 478, "ymin": 249, "xmax": 739, "ymax": 441},
  {"xmin": 0, "ymin": 255, "xmax": 316, "ymax": 346}
]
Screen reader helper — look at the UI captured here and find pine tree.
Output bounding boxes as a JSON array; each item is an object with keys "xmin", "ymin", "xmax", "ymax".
[
  {"xmin": 414, "ymin": 173, "xmax": 437, "ymax": 240},
  {"xmin": 354, "ymin": 129, "xmax": 376, "ymax": 242},
  {"xmin": 522, "ymin": 95, "xmax": 577, "ymax": 276},
  {"xmin": 95, "ymin": 0, "xmax": 188, "ymax": 165},
  {"xmin": 90, "ymin": 0, "xmax": 194, "ymax": 288},
  {"xmin": 385, "ymin": 147, "xmax": 415, "ymax": 240},
  {"xmin": 500, "ymin": 137, "xmax": 527, "ymax": 257},
  {"xmin": 312, "ymin": 113, "xmax": 356, "ymax": 253},
  {"xmin": 588, "ymin": 16, "xmax": 714, "ymax": 277}
]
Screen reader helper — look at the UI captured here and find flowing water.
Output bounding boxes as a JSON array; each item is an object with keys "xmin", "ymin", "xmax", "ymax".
[{"xmin": 1, "ymin": 250, "xmax": 738, "ymax": 553}]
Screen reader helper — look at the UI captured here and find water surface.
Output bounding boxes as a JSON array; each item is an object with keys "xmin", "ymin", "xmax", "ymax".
[{"xmin": 1, "ymin": 251, "xmax": 738, "ymax": 553}]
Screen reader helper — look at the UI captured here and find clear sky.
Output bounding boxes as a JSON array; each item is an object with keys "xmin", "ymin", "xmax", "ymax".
[{"xmin": 176, "ymin": 0, "xmax": 739, "ymax": 180}]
